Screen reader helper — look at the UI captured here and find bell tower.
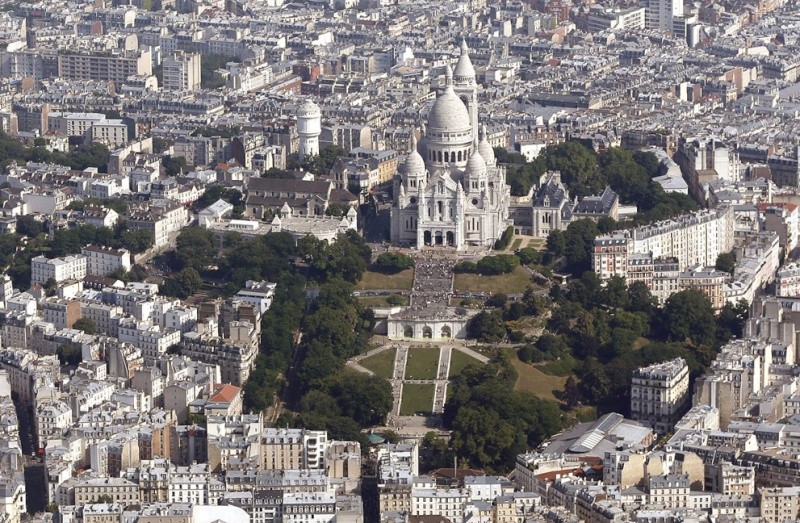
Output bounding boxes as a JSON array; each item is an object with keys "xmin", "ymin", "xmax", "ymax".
[{"xmin": 452, "ymin": 39, "xmax": 478, "ymax": 142}]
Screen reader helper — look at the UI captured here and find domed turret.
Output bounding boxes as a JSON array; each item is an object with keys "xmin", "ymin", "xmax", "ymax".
[
  {"xmin": 464, "ymin": 143, "xmax": 487, "ymax": 194},
  {"xmin": 477, "ymin": 124, "xmax": 495, "ymax": 167},
  {"xmin": 453, "ymin": 39, "xmax": 475, "ymax": 83},
  {"xmin": 401, "ymin": 133, "xmax": 426, "ymax": 190}
]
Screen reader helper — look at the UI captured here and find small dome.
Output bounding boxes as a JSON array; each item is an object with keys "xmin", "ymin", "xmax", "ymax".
[
  {"xmin": 453, "ymin": 40, "xmax": 475, "ymax": 80},
  {"xmin": 297, "ymin": 99, "xmax": 320, "ymax": 117},
  {"xmin": 478, "ymin": 125, "xmax": 495, "ymax": 165},
  {"xmin": 428, "ymin": 86, "xmax": 471, "ymax": 132},
  {"xmin": 401, "ymin": 134, "xmax": 426, "ymax": 176},
  {"xmin": 465, "ymin": 149, "xmax": 487, "ymax": 177}
]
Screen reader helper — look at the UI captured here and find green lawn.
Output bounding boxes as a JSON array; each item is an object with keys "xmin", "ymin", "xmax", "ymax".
[
  {"xmin": 358, "ymin": 294, "xmax": 409, "ymax": 307},
  {"xmin": 503, "ymin": 348, "xmax": 567, "ymax": 401},
  {"xmin": 510, "ymin": 238, "xmax": 523, "ymax": 250},
  {"xmin": 453, "ymin": 266, "xmax": 533, "ymax": 294},
  {"xmin": 359, "ymin": 347, "xmax": 397, "ymax": 379},
  {"xmin": 400, "ymin": 383, "xmax": 434, "ymax": 415},
  {"xmin": 448, "ymin": 349, "xmax": 481, "ymax": 378},
  {"xmin": 404, "ymin": 347, "xmax": 440, "ymax": 380},
  {"xmin": 356, "ymin": 268, "xmax": 414, "ymax": 290}
]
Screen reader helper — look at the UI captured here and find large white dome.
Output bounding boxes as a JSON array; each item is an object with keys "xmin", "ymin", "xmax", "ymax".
[{"xmin": 428, "ymin": 86, "xmax": 471, "ymax": 132}]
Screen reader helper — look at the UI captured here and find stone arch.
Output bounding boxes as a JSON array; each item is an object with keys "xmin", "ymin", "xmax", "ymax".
[
  {"xmin": 422, "ymin": 326, "xmax": 432, "ymax": 338},
  {"xmin": 441, "ymin": 326, "xmax": 451, "ymax": 338},
  {"xmin": 403, "ymin": 325, "xmax": 413, "ymax": 338}
]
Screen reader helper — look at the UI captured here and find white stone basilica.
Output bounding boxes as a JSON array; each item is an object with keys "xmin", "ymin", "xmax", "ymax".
[{"xmin": 390, "ymin": 41, "xmax": 512, "ymax": 250}]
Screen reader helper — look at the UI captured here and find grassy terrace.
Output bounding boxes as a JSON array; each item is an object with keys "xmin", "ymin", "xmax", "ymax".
[
  {"xmin": 503, "ymin": 348, "xmax": 568, "ymax": 401},
  {"xmin": 399, "ymin": 383, "xmax": 435, "ymax": 415},
  {"xmin": 357, "ymin": 294, "xmax": 409, "ymax": 307},
  {"xmin": 355, "ymin": 268, "xmax": 414, "ymax": 290},
  {"xmin": 359, "ymin": 347, "xmax": 397, "ymax": 380},
  {"xmin": 453, "ymin": 265, "xmax": 533, "ymax": 294},
  {"xmin": 404, "ymin": 347, "xmax": 440, "ymax": 380},
  {"xmin": 448, "ymin": 349, "xmax": 481, "ymax": 378}
]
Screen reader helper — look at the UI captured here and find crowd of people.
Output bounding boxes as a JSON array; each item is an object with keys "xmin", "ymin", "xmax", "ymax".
[{"xmin": 410, "ymin": 252, "xmax": 455, "ymax": 307}]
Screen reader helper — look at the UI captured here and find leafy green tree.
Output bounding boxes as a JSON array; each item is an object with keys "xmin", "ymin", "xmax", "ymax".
[
  {"xmin": 476, "ymin": 254, "xmax": 519, "ymax": 275},
  {"xmin": 546, "ymin": 229, "xmax": 566, "ymax": 257},
  {"xmin": 541, "ymin": 141, "xmax": 599, "ymax": 197},
  {"xmin": 661, "ymin": 289, "xmax": 716, "ymax": 345},
  {"xmin": 162, "ymin": 267, "xmax": 202, "ymax": 299},
  {"xmin": 493, "ymin": 226, "xmax": 514, "ymax": 250},
  {"xmin": 555, "ymin": 376, "xmax": 582, "ymax": 408},
  {"xmin": 175, "ymin": 227, "xmax": 218, "ymax": 271},
  {"xmin": 73, "ymin": 317, "xmax": 97, "ymax": 335},
  {"xmin": 516, "ymin": 247, "xmax": 541, "ymax": 265},
  {"xmin": 467, "ymin": 310, "xmax": 505, "ymax": 342},
  {"xmin": 57, "ymin": 343, "xmax": 82, "ymax": 366},
  {"xmin": 715, "ymin": 252, "xmax": 736, "ymax": 274},
  {"xmin": 200, "ymin": 54, "xmax": 236, "ymax": 89},
  {"xmin": 564, "ymin": 219, "xmax": 599, "ymax": 275},
  {"xmin": 386, "ymin": 294, "xmax": 405, "ymax": 306},
  {"xmin": 323, "ymin": 371, "xmax": 393, "ymax": 427},
  {"xmin": 717, "ymin": 299, "xmax": 749, "ymax": 342},
  {"xmin": 262, "ymin": 167, "xmax": 295, "ymax": 179},
  {"xmin": 627, "ymin": 281, "xmax": 657, "ymax": 319},
  {"xmin": 163, "ymin": 155, "xmax": 187, "ymax": 176},
  {"xmin": 15, "ymin": 215, "xmax": 43, "ymax": 237},
  {"xmin": 375, "ymin": 252, "xmax": 414, "ymax": 273}
]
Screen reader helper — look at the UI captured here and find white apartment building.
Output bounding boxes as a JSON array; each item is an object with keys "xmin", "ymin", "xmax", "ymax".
[
  {"xmin": 630, "ymin": 358, "xmax": 690, "ymax": 434},
  {"xmin": 162, "ymin": 51, "xmax": 201, "ymax": 92},
  {"xmin": 377, "ymin": 443, "xmax": 419, "ymax": 485},
  {"xmin": 118, "ymin": 318, "xmax": 181, "ymax": 364},
  {"xmin": 48, "ymin": 112, "xmax": 106, "ymax": 137},
  {"xmin": 35, "ymin": 399, "xmax": 72, "ymax": 447},
  {"xmin": 167, "ymin": 464, "xmax": 209, "ymax": 505},
  {"xmin": 283, "ymin": 492, "xmax": 336, "ymax": 523},
  {"xmin": 411, "ymin": 487, "xmax": 470, "ymax": 521},
  {"xmin": 594, "ymin": 207, "xmax": 734, "ymax": 282},
  {"xmin": 233, "ymin": 280, "xmax": 276, "ymax": 315},
  {"xmin": 759, "ymin": 486, "xmax": 800, "ymax": 523},
  {"xmin": 91, "ymin": 119, "xmax": 129, "ymax": 147},
  {"xmin": 776, "ymin": 262, "xmax": 800, "ymax": 297},
  {"xmin": 31, "ymin": 254, "xmax": 87, "ymax": 285},
  {"xmin": 81, "ymin": 245, "xmax": 132, "ymax": 277}
]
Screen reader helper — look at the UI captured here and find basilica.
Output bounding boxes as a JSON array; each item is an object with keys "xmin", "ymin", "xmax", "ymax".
[{"xmin": 390, "ymin": 41, "xmax": 512, "ymax": 250}]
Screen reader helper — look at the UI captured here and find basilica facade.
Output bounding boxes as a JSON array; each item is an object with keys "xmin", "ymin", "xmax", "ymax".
[{"xmin": 390, "ymin": 41, "xmax": 512, "ymax": 250}]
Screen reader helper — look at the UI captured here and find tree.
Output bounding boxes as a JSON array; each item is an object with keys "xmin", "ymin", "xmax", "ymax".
[
  {"xmin": 175, "ymin": 227, "xmax": 218, "ymax": 271},
  {"xmin": 152, "ymin": 137, "xmax": 168, "ymax": 154},
  {"xmin": 323, "ymin": 371, "xmax": 393, "ymax": 427},
  {"xmin": 476, "ymin": 254, "xmax": 519, "ymax": 275},
  {"xmin": 375, "ymin": 252, "xmax": 414, "ymax": 273},
  {"xmin": 627, "ymin": 281, "xmax": 657, "ymax": 319},
  {"xmin": 16, "ymin": 215, "xmax": 43, "ymax": 237},
  {"xmin": 163, "ymin": 155, "xmax": 187, "ymax": 177},
  {"xmin": 717, "ymin": 299, "xmax": 749, "ymax": 342},
  {"xmin": 516, "ymin": 247, "xmax": 541, "ymax": 265},
  {"xmin": 546, "ymin": 229, "xmax": 566, "ymax": 257},
  {"xmin": 555, "ymin": 376, "xmax": 582, "ymax": 408},
  {"xmin": 57, "ymin": 343, "xmax": 81, "ymax": 366},
  {"xmin": 564, "ymin": 219, "xmax": 599, "ymax": 275},
  {"xmin": 200, "ymin": 54, "xmax": 235, "ymax": 89},
  {"xmin": 661, "ymin": 289, "xmax": 716, "ymax": 345},
  {"xmin": 486, "ymin": 293, "xmax": 508, "ymax": 308},
  {"xmin": 467, "ymin": 310, "xmax": 505, "ymax": 342},
  {"xmin": 386, "ymin": 294, "xmax": 405, "ymax": 305},
  {"xmin": 162, "ymin": 267, "xmax": 202, "ymax": 299},
  {"xmin": 493, "ymin": 226, "xmax": 514, "ymax": 250},
  {"xmin": 715, "ymin": 252, "xmax": 736, "ymax": 274},
  {"xmin": 73, "ymin": 317, "xmax": 97, "ymax": 335}
]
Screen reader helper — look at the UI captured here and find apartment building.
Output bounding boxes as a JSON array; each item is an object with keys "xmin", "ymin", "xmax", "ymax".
[
  {"xmin": 31, "ymin": 254, "xmax": 87, "ymax": 285},
  {"xmin": 260, "ymin": 428, "xmax": 327, "ymax": 470},
  {"xmin": 162, "ymin": 51, "xmax": 201, "ymax": 92},
  {"xmin": 630, "ymin": 358, "xmax": 690, "ymax": 434},
  {"xmin": 57, "ymin": 49, "xmax": 152, "ymax": 83},
  {"xmin": 759, "ymin": 486, "xmax": 800, "ymax": 523},
  {"xmin": 127, "ymin": 202, "xmax": 189, "ymax": 248},
  {"xmin": 40, "ymin": 298, "xmax": 81, "ymax": 330},
  {"xmin": 411, "ymin": 487, "xmax": 470, "ymax": 521},
  {"xmin": 72, "ymin": 477, "xmax": 140, "ymax": 506},
  {"xmin": 81, "ymin": 245, "xmax": 132, "ymax": 277},
  {"xmin": 91, "ymin": 119, "xmax": 129, "ymax": 147},
  {"xmin": 776, "ymin": 262, "xmax": 800, "ymax": 297},
  {"xmin": 233, "ymin": 280, "xmax": 276, "ymax": 315}
]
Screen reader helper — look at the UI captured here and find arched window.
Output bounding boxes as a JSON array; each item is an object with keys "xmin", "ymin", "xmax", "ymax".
[
  {"xmin": 437, "ymin": 201, "xmax": 443, "ymax": 218},
  {"xmin": 444, "ymin": 151, "xmax": 449, "ymax": 162},
  {"xmin": 437, "ymin": 151, "xmax": 443, "ymax": 162}
]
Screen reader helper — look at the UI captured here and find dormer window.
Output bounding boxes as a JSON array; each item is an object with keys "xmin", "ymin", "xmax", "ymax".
[{"xmin": 543, "ymin": 196, "xmax": 550, "ymax": 207}]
